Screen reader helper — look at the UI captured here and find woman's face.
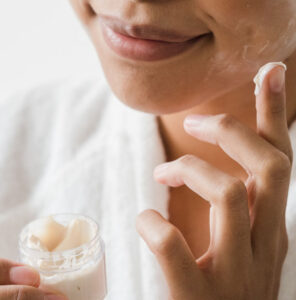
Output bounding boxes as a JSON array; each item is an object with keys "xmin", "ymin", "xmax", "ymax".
[{"xmin": 69, "ymin": 0, "xmax": 296, "ymax": 114}]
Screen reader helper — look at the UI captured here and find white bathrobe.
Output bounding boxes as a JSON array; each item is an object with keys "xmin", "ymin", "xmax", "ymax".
[{"xmin": 0, "ymin": 74, "xmax": 295, "ymax": 300}]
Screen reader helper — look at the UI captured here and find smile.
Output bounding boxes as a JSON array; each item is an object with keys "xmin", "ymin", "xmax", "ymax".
[{"xmin": 98, "ymin": 15, "xmax": 210, "ymax": 62}]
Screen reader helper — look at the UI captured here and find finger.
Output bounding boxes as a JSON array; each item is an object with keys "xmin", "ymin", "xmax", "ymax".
[
  {"xmin": 0, "ymin": 285, "xmax": 67, "ymax": 300},
  {"xmin": 136, "ymin": 209, "xmax": 203, "ymax": 298},
  {"xmin": 153, "ymin": 155, "xmax": 252, "ymax": 268},
  {"xmin": 183, "ymin": 112, "xmax": 290, "ymax": 185},
  {"xmin": 0, "ymin": 259, "xmax": 39, "ymax": 287},
  {"xmin": 182, "ymin": 66, "xmax": 292, "ymax": 254},
  {"xmin": 252, "ymin": 64, "xmax": 292, "ymax": 257},
  {"xmin": 255, "ymin": 63, "xmax": 293, "ymax": 162},
  {"xmin": 183, "ymin": 111, "xmax": 291, "ymax": 233}
]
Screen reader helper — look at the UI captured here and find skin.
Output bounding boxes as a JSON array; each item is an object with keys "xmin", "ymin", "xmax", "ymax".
[
  {"xmin": 0, "ymin": 259, "xmax": 67, "ymax": 299},
  {"xmin": 70, "ymin": 0, "xmax": 296, "ymax": 114},
  {"xmin": 158, "ymin": 53, "xmax": 296, "ymax": 258},
  {"xmin": 67, "ymin": 0, "xmax": 296, "ymax": 299},
  {"xmin": 137, "ymin": 67, "xmax": 293, "ymax": 299},
  {"xmin": 2, "ymin": 0, "xmax": 295, "ymax": 299}
]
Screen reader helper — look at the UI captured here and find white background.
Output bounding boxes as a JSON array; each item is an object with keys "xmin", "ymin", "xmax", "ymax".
[{"xmin": 0, "ymin": 0, "xmax": 103, "ymax": 95}]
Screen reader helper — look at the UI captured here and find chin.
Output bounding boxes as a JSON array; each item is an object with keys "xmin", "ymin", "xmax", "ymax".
[
  {"xmin": 94, "ymin": 47, "xmax": 266, "ymax": 115},
  {"xmin": 89, "ymin": 23, "xmax": 272, "ymax": 115},
  {"xmin": 109, "ymin": 83, "xmax": 204, "ymax": 115},
  {"xmin": 97, "ymin": 58, "xmax": 229, "ymax": 115},
  {"xmin": 100, "ymin": 61, "xmax": 254, "ymax": 116},
  {"xmin": 90, "ymin": 29, "xmax": 223, "ymax": 115},
  {"xmin": 103, "ymin": 70, "xmax": 207, "ymax": 115},
  {"xmin": 93, "ymin": 32, "xmax": 276, "ymax": 115}
]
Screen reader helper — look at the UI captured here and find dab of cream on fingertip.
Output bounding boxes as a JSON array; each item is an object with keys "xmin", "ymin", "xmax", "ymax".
[{"xmin": 253, "ymin": 62, "xmax": 287, "ymax": 96}]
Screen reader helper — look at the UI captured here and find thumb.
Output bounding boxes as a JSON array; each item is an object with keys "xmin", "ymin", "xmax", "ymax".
[
  {"xmin": 0, "ymin": 259, "xmax": 40, "ymax": 287},
  {"xmin": 136, "ymin": 209, "xmax": 202, "ymax": 297}
]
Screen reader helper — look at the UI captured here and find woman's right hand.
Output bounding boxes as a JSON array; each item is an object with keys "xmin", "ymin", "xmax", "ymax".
[{"xmin": 0, "ymin": 258, "xmax": 66, "ymax": 300}]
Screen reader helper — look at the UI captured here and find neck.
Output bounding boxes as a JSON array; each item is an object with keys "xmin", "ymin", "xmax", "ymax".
[{"xmin": 158, "ymin": 54, "xmax": 296, "ymax": 180}]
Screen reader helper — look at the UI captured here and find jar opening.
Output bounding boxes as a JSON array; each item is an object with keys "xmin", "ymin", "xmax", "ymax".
[{"xmin": 19, "ymin": 214, "xmax": 105, "ymax": 274}]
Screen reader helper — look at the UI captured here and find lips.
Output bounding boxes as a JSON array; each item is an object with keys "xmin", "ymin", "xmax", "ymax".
[
  {"xmin": 98, "ymin": 14, "xmax": 202, "ymax": 43},
  {"xmin": 98, "ymin": 14, "xmax": 210, "ymax": 61}
]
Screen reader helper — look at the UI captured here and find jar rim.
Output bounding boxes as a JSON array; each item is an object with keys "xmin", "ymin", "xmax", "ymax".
[{"xmin": 19, "ymin": 213, "xmax": 104, "ymax": 260}]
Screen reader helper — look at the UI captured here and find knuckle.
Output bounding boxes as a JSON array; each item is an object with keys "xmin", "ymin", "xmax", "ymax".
[
  {"xmin": 262, "ymin": 152, "xmax": 291, "ymax": 181},
  {"xmin": 220, "ymin": 179, "xmax": 247, "ymax": 207},
  {"xmin": 178, "ymin": 256, "xmax": 194, "ymax": 274},
  {"xmin": 150, "ymin": 225, "xmax": 181, "ymax": 257},
  {"xmin": 216, "ymin": 113, "xmax": 237, "ymax": 130}
]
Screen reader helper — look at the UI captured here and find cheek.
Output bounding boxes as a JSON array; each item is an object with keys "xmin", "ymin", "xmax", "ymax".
[{"xmin": 202, "ymin": 0, "xmax": 296, "ymax": 64}]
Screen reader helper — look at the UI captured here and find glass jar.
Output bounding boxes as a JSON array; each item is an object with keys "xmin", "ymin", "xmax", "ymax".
[{"xmin": 19, "ymin": 214, "xmax": 107, "ymax": 300}]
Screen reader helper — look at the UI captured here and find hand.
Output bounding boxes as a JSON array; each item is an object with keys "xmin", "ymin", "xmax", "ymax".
[
  {"xmin": 136, "ymin": 65, "xmax": 293, "ymax": 300},
  {"xmin": 0, "ymin": 258, "xmax": 67, "ymax": 300}
]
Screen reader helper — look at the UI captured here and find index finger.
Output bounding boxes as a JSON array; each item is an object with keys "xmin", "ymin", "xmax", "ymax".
[
  {"xmin": 254, "ymin": 62, "xmax": 293, "ymax": 162},
  {"xmin": 252, "ymin": 62, "xmax": 292, "ymax": 255}
]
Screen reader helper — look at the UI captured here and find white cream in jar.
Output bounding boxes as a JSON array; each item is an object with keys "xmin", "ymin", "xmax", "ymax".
[{"xmin": 19, "ymin": 214, "xmax": 107, "ymax": 300}]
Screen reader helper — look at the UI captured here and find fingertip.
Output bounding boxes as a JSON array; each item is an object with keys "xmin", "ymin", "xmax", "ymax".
[
  {"xmin": 253, "ymin": 62, "xmax": 287, "ymax": 96},
  {"xmin": 268, "ymin": 65, "xmax": 286, "ymax": 94},
  {"xmin": 9, "ymin": 265, "xmax": 40, "ymax": 287},
  {"xmin": 136, "ymin": 209, "xmax": 160, "ymax": 232},
  {"xmin": 153, "ymin": 162, "xmax": 185, "ymax": 187},
  {"xmin": 153, "ymin": 163, "xmax": 170, "ymax": 181},
  {"xmin": 136, "ymin": 210, "xmax": 169, "ymax": 245},
  {"xmin": 135, "ymin": 210, "xmax": 147, "ymax": 235}
]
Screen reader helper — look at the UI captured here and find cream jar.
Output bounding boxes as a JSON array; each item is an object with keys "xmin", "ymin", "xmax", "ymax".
[{"xmin": 19, "ymin": 214, "xmax": 107, "ymax": 300}]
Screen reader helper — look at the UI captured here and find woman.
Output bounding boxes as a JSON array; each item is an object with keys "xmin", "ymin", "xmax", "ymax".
[{"xmin": 0, "ymin": 0, "xmax": 295, "ymax": 299}]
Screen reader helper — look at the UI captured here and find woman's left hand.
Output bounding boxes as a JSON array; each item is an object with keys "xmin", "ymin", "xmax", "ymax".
[{"xmin": 136, "ymin": 65, "xmax": 293, "ymax": 300}]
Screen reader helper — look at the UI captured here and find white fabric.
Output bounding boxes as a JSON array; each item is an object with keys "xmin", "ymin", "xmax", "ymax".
[
  {"xmin": 0, "ymin": 1, "xmax": 100, "ymax": 95},
  {"xmin": 0, "ymin": 74, "xmax": 295, "ymax": 300}
]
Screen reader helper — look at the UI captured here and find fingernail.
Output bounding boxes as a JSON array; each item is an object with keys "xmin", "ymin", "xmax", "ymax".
[
  {"xmin": 154, "ymin": 163, "xmax": 170, "ymax": 176},
  {"xmin": 45, "ymin": 295, "xmax": 67, "ymax": 300},
  {"xmin": 9, "ymin": 266, "xmax": 40, "ymax": 286},
  {"xmin": 253, "ymin": 62, "xmax": 287, "ymax": 95},
  {"xmin": 269, "ymin": 66, "xmax": 285, "ymax": 93},
  {"xmin": 184, "ymin": 114, "xmax": 211, "ymax": 127}
]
